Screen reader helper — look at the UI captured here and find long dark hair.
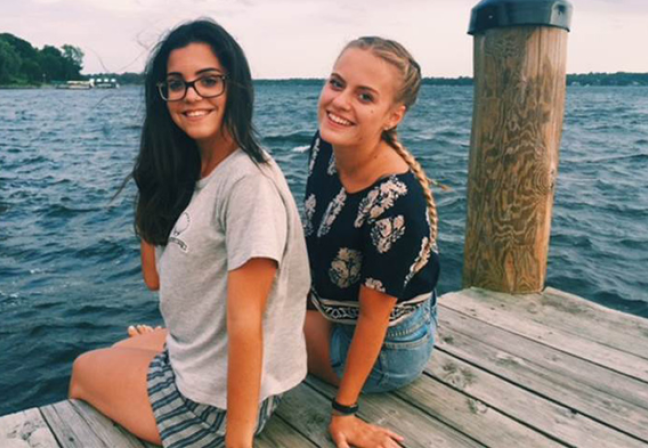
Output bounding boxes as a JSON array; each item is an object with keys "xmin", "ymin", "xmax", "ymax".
[{"xmin": 133, "ymin": 19, "xmax": 265, "ymax": 245}]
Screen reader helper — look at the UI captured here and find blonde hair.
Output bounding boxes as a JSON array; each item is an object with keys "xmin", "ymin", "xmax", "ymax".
[{"xmin": 342, "ymin": 37, "xmax": 439, "ymax": 246}]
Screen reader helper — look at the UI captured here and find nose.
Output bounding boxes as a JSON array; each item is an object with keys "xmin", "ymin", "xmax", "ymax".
[
  {"xmin": 330, "ymin": 90, "xmax": 351, "ymax": 111},
  {"xmin": 184, "ymin": 84, "xmax": 202, "ymax": 102}
]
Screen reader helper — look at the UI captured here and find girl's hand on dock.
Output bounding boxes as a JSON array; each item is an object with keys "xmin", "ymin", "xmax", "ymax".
[{"xmin": 329, "ymin": 415, "xmax": 404, "ymax": 448}]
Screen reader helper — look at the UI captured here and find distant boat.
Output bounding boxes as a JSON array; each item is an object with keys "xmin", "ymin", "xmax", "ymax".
[
  {"xmin": 56, "ymin": 80, "xmax": 92, "ymax": 90},
  {"xmin": 92, "ymin": 78, "xmax": 120, "ymax": 89}
]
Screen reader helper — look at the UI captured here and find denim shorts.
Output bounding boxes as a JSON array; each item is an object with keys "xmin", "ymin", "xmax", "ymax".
[{"xmin": 330, "ymin": 296, "xmax": 438, "ymax": 393}]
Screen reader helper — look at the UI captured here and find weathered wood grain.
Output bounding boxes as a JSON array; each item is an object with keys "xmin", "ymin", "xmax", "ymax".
[
  {"xmin": 441, "ymin": 307, "xmax": 648, "ymax": 408},
  {"xmin": 304, "ymin": 377, "xmax": 487, "ymax": 448},
  {"xmin": 0, "ymin": 407, "xmax": 59, "ymax": 448},
  {"xmin": 464, "ymin": 26, "xmax": 569, "ymax": 292},
  {"xmin": 442, "ymin": 287, "xmax": 648, "ymax": 361},
  {"xmin": 437, "ymin": 308, "xmax": 648, "ymax": 442},
  {"xmin": 257, "ymin": 416, "xmax": 319, "ymax": 448},
  {"xmin": 40, "ymin": 400, "xmax": 146, "ymax": 448},
  {"xmin": 68, "ymin": 401, "xmax": 149, "ymax": 448},
  {"xmin": 393, "ymin": 370, "xmax": 564, "ymax": 447},
  {"xmin": 275, "ymin": 384, "xmax": 343, "ymax": 447},
  {"xmin": 428, "ymin": 349, "xmax": 648, "ymax": 448},
  {"xmin": 441, "ymin": 289, "xmax": 648, "ymax": 382}
]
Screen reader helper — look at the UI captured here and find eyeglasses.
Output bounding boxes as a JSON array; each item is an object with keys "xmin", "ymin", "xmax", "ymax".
[{"xmin": 157, "ymin": 74, "xmax": 227, "ymax": 102}]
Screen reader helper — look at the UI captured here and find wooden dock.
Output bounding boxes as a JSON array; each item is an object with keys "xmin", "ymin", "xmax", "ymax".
[{"xmin": 3, "ymin": 287, "xmax": 648, "ymax": 447}]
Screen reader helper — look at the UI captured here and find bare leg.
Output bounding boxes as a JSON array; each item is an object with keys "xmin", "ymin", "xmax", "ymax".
[
  {"xmin": 304, "ymin": 310, "xmax": 340, "ymax": 386},
  {"xmin": 114, "ymin": 328, "xmax": 167, "ymax": 352},
  {"xmin": 69, "ymin": 347, "xmax": 162, "ymax": 445}
]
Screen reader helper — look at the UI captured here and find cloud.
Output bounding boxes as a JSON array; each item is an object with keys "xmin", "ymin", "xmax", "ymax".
[{"xmin": 1, "ymin": 0, "xmax": 646, "ymax": 77}]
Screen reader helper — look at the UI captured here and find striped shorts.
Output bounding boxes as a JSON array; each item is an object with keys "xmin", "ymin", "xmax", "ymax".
[{"xmin": 147, "ymin": 350, "xmax": 282, "ymax": 448}]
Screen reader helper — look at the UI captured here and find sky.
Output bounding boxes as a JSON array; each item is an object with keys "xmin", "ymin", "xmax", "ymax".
[{"xmin": 1, "ymin": 0, "xmax": 647, "ymax": 79}]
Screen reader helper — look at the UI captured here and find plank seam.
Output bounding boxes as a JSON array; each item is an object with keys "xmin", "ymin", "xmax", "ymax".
[
  {"xmin": 302, "ymin": 379, "xmax": 489, "ymax": 448},
  {"xmin": 69, "ymin": 400, "xmax": 146, "ymax": 448},
  {"xmin": 440, "ymin": 305, "xmax": 648, "ymax": 386},
  {"xmin": 37, "ymin": 406, "xmax": 64, "ymax": 448},
  {"xmin": 435, "ymin": 344, "xmax": 648, "ymax": 445},
  {"xmin": 273, "ymin": 413, "xmax": 323, "ymax": 447},
  {"xmin": 420, "ymin": 367, "xmax": 575, "ymax": 448}
]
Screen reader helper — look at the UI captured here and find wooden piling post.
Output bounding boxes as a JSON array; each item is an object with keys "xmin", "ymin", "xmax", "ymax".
[{"xmin": 463, "ymin": 0, "xmax": 573, "ymax": 293}]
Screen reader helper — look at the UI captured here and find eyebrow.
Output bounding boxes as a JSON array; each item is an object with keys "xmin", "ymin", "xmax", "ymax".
[
  {"xmin": 331, "ymin": 72, "xmax": 380, "ymax": 96},
  {"xmin": 166, "ymin": 68, "xmax": 224, "ymax": 77}
]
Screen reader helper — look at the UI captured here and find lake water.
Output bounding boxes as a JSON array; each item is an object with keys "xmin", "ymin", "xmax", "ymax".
[{"xmin": 1, "ymin": 84, "xmax": 647, "ymax": 416}]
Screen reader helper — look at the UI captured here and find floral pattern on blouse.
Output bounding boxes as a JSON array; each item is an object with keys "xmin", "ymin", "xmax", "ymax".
[
  {"xmin": 371, "ymin": 215, "xmax": 406, "ymax": 253},
  {"xmin": 308, "ymin": 137, "xmax": 321, "ymax": 176},
  {"xmin": 354, "ymin": 177, "xmax": 408, "ymax": 228},
  {"xmin": 305, "ymin": 134, "xmax": 440, "ymax": 322},
  {"xmin": 329, "ymin": 248, "xmax": 363, "ymax": 289},
  {"xmin": 317, "ymin": 187, "xmax": 347, "ymax": 237},
  {"xmin": 364, "ymin": 278, "xmax": 386, "ymax": 293},
  {"xmin": 404, "ymin": 236, "xmax": 431, "ymax": 287},
  {"xmin": 327, "ymin": 152, "xmax": 337, "ymax": 176},
  {"xmin": 304, "ymin": 193, "xmax": 317, "ymax": 237}
]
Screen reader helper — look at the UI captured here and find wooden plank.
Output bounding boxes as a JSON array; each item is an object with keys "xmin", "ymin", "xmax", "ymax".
[
  {"xmin": 437, "ymin": 310, "xmax": 648, "ymax": 443},
  {"xmin": 257, "ymin": 417, "xmax": 318, "ymax": 448},
  {"xmin": 440, "ymin": 306, "xmax": 648, "ymax": 409},
  {"xmin": 427, "ymin": 349, "xmax": 648, "ymax": 448},
  {"xmin": 302, "ymin": 377, "xmax": 487, "ymax": 448},
  {"xmin": 67, "ymin": 401, "xmax": 147, "ymax": 448},
  {"xmin": 0, "ymin": 407, "xmax": 60, "ymax": 447},
  {"xmin": 393, "ymin": 369, "xmax": 565, "ymax": 448},
  {"xmin": 440, "ymin": 289, "xmax": 648, "ymax": 382},
  {"xmin": 42, "ymin": 400, "xmax": 314, "ymax": 448},
  {"xmin": 274, "ymin": 384, "xmax": 341, "ymax": 448},
  {"xmin": 40, "ymin": 401, "xmax": 145, "ymax": 448},
  {"xmin": 442, "ymin": 288, "xmax": 648, "ymax": 360}
]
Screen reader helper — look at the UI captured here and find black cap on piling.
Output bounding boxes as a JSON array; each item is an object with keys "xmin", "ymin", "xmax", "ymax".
[{"xmin": 468, "ymin": 0, "xmax": 573, "ymax": 35}]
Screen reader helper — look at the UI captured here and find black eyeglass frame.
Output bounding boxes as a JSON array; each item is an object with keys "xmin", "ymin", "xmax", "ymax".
[{"xmin": 156, "ymin": 74, "xmax": 228, "ymax": 102}]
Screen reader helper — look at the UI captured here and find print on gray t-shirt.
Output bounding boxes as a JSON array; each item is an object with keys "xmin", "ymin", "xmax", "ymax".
[{"xmin": 156, "ymin": 149, "xmax": 310, "ymax": 409}]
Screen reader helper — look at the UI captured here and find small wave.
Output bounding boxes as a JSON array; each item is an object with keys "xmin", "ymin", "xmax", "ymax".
[
  {"xmin": 75, "ymin": 238, "xmax": 129, "ymax": 260},
  {"xmin": 42, "ymin": 204, "xmax": 99, "ymax": 218},
  {"xmin": 262, "ymin": 131, "xmax": 312, "ymax": 144},
  {"xmin": 582, "ymin": 153, "xmax": 648, "ymax": 164},
  {"xmin": 292, "ymin": 145, "xmax": 310, "ymax": 153}
]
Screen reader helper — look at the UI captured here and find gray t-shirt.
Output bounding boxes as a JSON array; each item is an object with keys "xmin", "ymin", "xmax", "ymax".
[{"xmin": 156, "ymin": 149, "xmax": 310, "ymax": 409}]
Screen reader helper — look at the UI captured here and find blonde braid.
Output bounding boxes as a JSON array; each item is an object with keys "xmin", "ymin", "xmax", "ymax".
[{"xmin": 384, "ymin": 130, "xmax": 439, "ymax": 247}]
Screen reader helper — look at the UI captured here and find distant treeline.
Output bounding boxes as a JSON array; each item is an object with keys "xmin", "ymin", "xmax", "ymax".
[
  {"xmin": 0, "ymin": 33, "xmax": 83, "ymax": 85},
  {"xmin": 23, "ymin": 72, "xmax": 648, "ymax": 87},
  {"xmin": 2, "ymin": 32, "xmax": 647, "ymax": 87},
  {"xmin": 76, "ymin": 73, "xmax": 648, "ymax": 87},
  {"xmin": 566, "ymin": 73, "xmax": 648, "ymax": 86}
]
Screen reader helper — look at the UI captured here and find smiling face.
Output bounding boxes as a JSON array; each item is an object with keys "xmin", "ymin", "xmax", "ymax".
[
  {"xmin": 318, "ymin": 47, "xmax": 405, "ymax": 149},
  {"xmin": 165, "ymin": 42, "xmax": 229, "ymax": 146}
]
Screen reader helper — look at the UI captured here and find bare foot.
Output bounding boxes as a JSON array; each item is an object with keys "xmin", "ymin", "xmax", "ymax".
[{"xmin": 127, "ymin": 325, "xmax": 162, "ymax": 338}]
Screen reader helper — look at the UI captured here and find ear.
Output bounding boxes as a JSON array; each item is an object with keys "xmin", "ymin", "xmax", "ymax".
[{"xmin": 385, "ymin": 104, "xmax": 406, "ymax": 130}]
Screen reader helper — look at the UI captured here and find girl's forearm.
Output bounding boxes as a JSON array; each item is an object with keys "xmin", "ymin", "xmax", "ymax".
[
  {"xmin": 226, "ymin": 321, "xmax": 264, "ymax": 447},
  {"xmin": 335, "ymin": 313, "xmax": 390, "ymax": 406},
  {"xmin": 140, "ymin": 240, "xmax": 159, "ymax": 290}
]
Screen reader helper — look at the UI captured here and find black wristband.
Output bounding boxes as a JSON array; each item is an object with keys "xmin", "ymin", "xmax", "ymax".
[{"xmin": 332, "ymin": 399, "xmax": 359, "ymax": 416}]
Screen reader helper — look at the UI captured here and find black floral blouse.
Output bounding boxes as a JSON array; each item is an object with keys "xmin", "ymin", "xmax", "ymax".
[{"xmin": 304, "ymin": 133, "xmax": 440, "ymax": 326}]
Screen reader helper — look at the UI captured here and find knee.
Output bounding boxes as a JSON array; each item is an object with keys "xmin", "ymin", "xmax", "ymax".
[{"xmin": 69, "ymin": 350, "xmax": 98, "ymax": 399}]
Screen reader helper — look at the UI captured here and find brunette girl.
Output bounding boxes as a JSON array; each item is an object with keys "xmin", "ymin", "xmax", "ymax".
[{"xmin": 69, "ymin": 20, "xmax": 309, "ymax": 448}]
